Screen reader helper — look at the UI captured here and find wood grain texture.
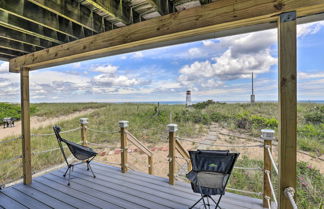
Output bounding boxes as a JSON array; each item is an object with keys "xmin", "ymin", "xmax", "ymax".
[
  {"xmin": 0, "ymin": 162, "xmax": 265, "ymax": 209},
  {"xmin": 20, "ymin": 68, "xmax": 32, "ymax": 185},
  {"xmin": 9, "ymin": 0, "xmax": 324, "ymax": 72},
  {"xmin": 168, "ymin": 131, "xmax": 176, "ymax": 185},
  {"xmin": 120, "ymin": 127, "xmax": 128, "ymax": 173},
  {"xmin": 278, "ymin": 12, "xmax": 297, "ymax": 209}
]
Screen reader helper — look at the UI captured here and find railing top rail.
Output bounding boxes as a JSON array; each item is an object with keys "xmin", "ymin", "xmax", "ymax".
[{"xmin": 126, "ymin": 130, "xmax": 152, "ymax": 157}]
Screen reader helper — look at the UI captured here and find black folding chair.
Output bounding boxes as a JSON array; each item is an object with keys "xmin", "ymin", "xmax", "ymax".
[
  {"xmin": 186, "ymin": 150, "xmax": 239, "ymax": 209},
  {"xmin": 53, "ymin": 126, "xmax": 97, "ymax": 185}
]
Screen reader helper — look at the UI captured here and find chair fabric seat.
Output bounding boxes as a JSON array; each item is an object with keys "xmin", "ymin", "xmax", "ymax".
[
  {"xmin": 187, "ymin": 171, "xmax": 228, "ymax": 195},
  {"xmin": 62, "ymin": 138, "xmax": 97, "ymax": 160}
]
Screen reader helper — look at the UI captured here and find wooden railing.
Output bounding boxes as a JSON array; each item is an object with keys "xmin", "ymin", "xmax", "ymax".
[
  {"xmin": 118, "ymin": 121, "xmax": 153, "ymax": 175},
  {"xmin": 168, "ymin": 124, "xmax": 277, "ymax": 209}
]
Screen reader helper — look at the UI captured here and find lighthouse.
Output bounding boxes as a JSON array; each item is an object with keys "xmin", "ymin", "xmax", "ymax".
[{"xmin": 186, "ymin": 90, "xmax": 192, "ymax": 107}]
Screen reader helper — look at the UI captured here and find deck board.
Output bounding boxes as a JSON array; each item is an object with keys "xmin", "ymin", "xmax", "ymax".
[{"xmin": 0, "ymin": 162, "xmax": 264, "ymax": 209}]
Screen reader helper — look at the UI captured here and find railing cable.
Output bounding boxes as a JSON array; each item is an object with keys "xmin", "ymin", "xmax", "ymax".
[
  {"xmin": 265, "ymin": 145, "xmax": 279, "ymax": 175},
  {"xmin": 31, "ymin": 127, "xmax": 81, "ymax": 137},
  {"xmin": 88, "ymin": 128, "xmax": 119, "ymax": 134},
  {"xmin": 265, "ymin": 170, "xmax": 278, "ymax": 206},
  {"xmin": 284, "ymin": 187, "xmax": 298, "ymax": 209},
  {"xmin": 234, "ymin": 166, "xmax": 263, "ymax": 171},
  {"xmin": 176, "ymin": 137, "xmax": 263, "ymax": 148},
  {"xmin": 265, "ymin": 196, "xmax": 271, "ymax": 209},
  {"xmin": 0, "ymin": 136, "xmax": 22, "ymax": 144},
  {"xmin": 0, "ymin": 155, "xmax": 22, "ymax": 164},
  {"xmin": 226, "ymin": 188, "xmax": 263, "ymax": 196}
]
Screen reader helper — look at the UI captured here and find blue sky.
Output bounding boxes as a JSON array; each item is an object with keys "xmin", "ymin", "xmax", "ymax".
[{"xmin": 0, "ymin": 20, "xmax": 324, "ymax": 103}]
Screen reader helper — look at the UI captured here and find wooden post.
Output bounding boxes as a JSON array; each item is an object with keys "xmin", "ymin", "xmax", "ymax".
[
  {"xmin": 119, "ymin": 121, "xmax": 128, "ymax": 173},
  {"xmin": 148, "ymin": 156, "xmax": 153, "ymax": 175},
  {"xmin": 20, "ymin": 67, "xmax": 32, "ymax": 184},
  {"xmin": 168, "ymin": 124, "xmax": 177, "ymax": 185},
  {"xmin": 80, "ymin": 118, "xmax": 88, "ymax": 146},
  {"xmin": 261, "ymin": 129, "xmax": 275, "ymax": 208},
  {"xmin": 278, "ymin": 11, "xmax": 297, "ymax": 209}
]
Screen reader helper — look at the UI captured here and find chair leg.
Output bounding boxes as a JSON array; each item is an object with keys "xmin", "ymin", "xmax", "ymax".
[
  {"xmin": 87, "ymin": 162, "xmax": 96, "ymax": 178},
  {"xmin": 63, "ymin": 165, "xmax": 70, "ymax": 177},
  {"xmin": 213, "ymin": 195, "xmax": 223, "ymax": 209},
  {"xmin": 201, "ymin": 196, "xmax": 208, "ymax": 209},
  {"xmin": 189, "ymin": 195, "xmax": 205, "ymax": 209},
  {"xmin": 67, "ymin": 165, "xmax": 73, "ymax": 186},
  {"xmin": 206, "ymin": 196, "xmax": 211, "ymax": 209}
]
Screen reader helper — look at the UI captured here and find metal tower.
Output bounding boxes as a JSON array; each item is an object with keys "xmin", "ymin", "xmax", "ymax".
[{"xmin": 250, "ymin": 72, "xmax": 255, "ymax": 103}]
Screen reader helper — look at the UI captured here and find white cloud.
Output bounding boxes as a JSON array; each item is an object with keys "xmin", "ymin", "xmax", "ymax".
[
  {"xmin": 92, "ymin": 74, "xmax": 141, "ymax": 87},
  {"xmin": 92, "ymin": 65, "xmax": 118, "ymax": 74},
  {"xmin": 72, "ymin": 62, "xmax": 81, "ymax": 68},
  {"xmin": 178, "ymin": 30, "xmax": 277, "ymax": 90},
  {"xmin": 132, "ymin": 52, "xmax": 144, "ymax": 59},
  {"xmin": 297, "ymin": 21, "xmax": 324, "ymax": 37},
  {"xmin": 299, "ymin": 71, "xmax": 324, "ymax": 79},
  {"xmin": 0, "ymin": 62, "xmax": 9, "ymax": 73}
]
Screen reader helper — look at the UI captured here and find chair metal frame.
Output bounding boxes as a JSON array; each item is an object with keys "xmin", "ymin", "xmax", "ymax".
[
  {"xmin": 187, "ymin": 150, "xmax": 239, "ymax": 209},
  {"xmin": 53, "ymin": 126, "xmax": 97, "ymax": 186}
]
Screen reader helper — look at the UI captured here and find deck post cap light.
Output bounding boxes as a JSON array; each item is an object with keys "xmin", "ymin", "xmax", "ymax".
[
  {"xmin": 167, "ymin": 124, "xmax": 178, "ymax": 132},
  {"xmin": 261, "ymin": 129, "xmax": 275, "ymax": 140},
  {"xmin": 80, "ymin": 118, "xmax": 88, "ymax": 124},
  {"xmin": 119, "ymin": 120, "xmax": 129, "ymax": 128}
]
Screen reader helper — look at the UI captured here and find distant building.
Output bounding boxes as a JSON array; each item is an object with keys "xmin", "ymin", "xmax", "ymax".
[
  {"xmin": 186, "ymin": 90, "xmax": 192, "ymax": 107},
  {"xmin": 251, "ymin": 72, "xmax": 255, "ymax": 104}
]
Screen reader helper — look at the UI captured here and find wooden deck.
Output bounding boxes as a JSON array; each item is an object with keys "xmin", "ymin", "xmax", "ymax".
[{"xmin": 0, "ymin": 162, "xmax": 263, "ymax": 209}]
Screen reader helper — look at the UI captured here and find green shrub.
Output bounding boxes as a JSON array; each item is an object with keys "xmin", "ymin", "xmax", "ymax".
[
  {"xmin": 210, "ymin": 112, "xmax": 229, "ymax": 122},
  {"xmin": 304, "ymin": 106, "xmax": 324, "ymax": 124},
  {"xmin": 297, "ymin": 162, "xmax": 324, "ymax": 209},
  {"xmin": 192, "ymin": 100, "xmax": 216, "ymax": 109}
]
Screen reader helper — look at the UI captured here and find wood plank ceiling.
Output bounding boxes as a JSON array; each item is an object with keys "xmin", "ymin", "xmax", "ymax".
[{"xmin": 0, "ymin": 0, "xmax": 214, "ymax": 61}]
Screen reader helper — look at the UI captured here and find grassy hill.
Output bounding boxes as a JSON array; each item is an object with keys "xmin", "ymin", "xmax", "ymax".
[{"xmin": 0, "ymin": 102, "xmax": 323, "ymax": 208}]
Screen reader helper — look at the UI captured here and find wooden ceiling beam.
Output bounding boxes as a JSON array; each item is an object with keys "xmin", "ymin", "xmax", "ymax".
[
  {"xmin": 0, "ymin": 53, "xmax": 15, "ymax": 60},
  {"xmin": 9, "ymin": 0, "xmax": 324, "ymax": 72},
  {"xmin": 0, "ymin": 0, "xmax": 83, "ymax": 39},
  {"xmin": 0, "ymin": 26, "xmax": 57, "ymax": 48},
  {"xmin": 28, "ymin": 0, "xmax": 108, "ymax": 33},
  {"xmin": 0, "ymin": 47, "xmax": 26, "ymax": 57},
  {"xmin": 0, "ymin": 38, "xmax": 40, "ymax": 54},
  {"xmin": 82, "ymin": 0, "xmax": 128, "ymax": 26},
  {"xmin": 0, "ymin": 11, "xmax": 65, "ymax": 44}
]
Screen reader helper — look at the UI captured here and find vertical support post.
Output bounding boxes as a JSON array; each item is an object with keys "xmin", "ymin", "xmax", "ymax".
[
  {"xmin": 148, "ymin": 156, "xmax": 153, "ymax": 175},
  {"xmin": 168, "ymin": 124, "xmax": 177, "ymax": 185},
  {"xmin": 119, "ymin": 121, "xmax": 128, "ymax": 173},
  {"xmin": 20, "ymin": 67, "xmax": 32, "ymax": 184},
  {"xmin": 261, "ymin": 129, "xmax": 275, "ymax": 208},
  {"xmin": 278, "ymin": 11, "xmax": 297, "ymax": 209},
  {"xmin": 80, "ymin": 118, "xmax": 88, "ymax": 146}
]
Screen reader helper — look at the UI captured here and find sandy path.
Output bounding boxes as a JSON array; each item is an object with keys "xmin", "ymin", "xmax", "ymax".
[
  {"xmin": 96, "ymin": 123, "xmax": 324, "ymax": 176},
  {"xmin": 0, "ymin": 108, "xmax": 99, "ymax": 140}
]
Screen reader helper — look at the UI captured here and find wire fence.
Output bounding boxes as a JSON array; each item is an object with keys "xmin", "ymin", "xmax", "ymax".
[
  {"xmin": 31, "ymin": 127, "xmax": 81, "ymax": 137},
  {"xmin": 87, "ymin": 128, "xmax": 119, "ymax": 134},
  {"xmin": 0, "ymin": 155, "xmax": 22, "ymax": 164},
  {"xmin": 0, "ymin": 136, "xmax": 22, "ymax": 144}
]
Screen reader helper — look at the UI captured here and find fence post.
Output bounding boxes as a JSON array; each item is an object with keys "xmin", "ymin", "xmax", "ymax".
[
  {"xmin": 21, "ymin": 67, "xmax": 32, "ymax": 185},
  {"xmin": 119, "ymin": 121, "xmax": 128, "ymax": 173},
  {"xmin": 262, "ymin": 129, "xmax": 275, "ymax": 208},
  {"xmin": 80, "ymin": 118, "xmax": 88, "ymax": 146},
  {"xmin": 148, "ymin": 155, "xmax": 153, "ymax": 175},
  {"xmin": 168, "ymin": 124, "xmax": 178, "ymax": 185}
]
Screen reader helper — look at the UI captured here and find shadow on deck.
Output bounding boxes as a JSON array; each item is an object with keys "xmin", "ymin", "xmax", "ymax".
[{"xmin": 0, "ymin": 162, "xmax": 263, "ymax": 209}]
